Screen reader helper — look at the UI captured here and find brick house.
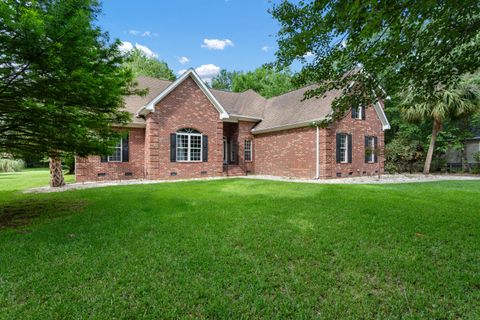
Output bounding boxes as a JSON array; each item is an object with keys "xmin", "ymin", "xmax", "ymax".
[{"xmin": 76, "ymin": 69, "xmax": 390, "ymax": 182}]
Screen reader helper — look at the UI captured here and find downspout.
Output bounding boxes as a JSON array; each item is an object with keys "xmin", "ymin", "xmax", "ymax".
[{"xmin": 315, "ymin": 126, "xmax": 320, "ymax": 179}]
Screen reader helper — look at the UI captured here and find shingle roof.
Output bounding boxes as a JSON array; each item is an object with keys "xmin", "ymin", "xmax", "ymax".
[
  {"xmin": 123, "ymin": 76, "xmax": 171, "ymax": 125},
  {"xmin": 210, "ymin": 88, "xmax": 266, "ymax": 119},
  {"xmin": 124, "ymin": 75, "xmax": 342, "ymax": 130},
  {"xmin": 253, "ymin": 85, "xmax": 340, "ymax": 132}
]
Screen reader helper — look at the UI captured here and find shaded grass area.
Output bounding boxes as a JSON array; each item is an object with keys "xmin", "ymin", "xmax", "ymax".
[
  {"xmin": 0, "ymin": 170, "xmax": 75, "ymax": 229},
  {"xmin": 0, "ymin": 170, "xmax": 479, "ymax": 319}
]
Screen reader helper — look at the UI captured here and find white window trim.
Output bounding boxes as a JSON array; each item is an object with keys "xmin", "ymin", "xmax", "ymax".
[
  {"xmin": 244, "ymin": 139, "xmax": 252, "ymax": 162},
  {"xmin": 339, "ymin": 134, "xmax": 348, "ymax": 163},
  {"xmin": 367, "ymin": 136, "xmax": 375, "ymax": 163},
  {"xmin": 176, "ymin": 132, "xmax": 203, "ymax": 162},
  {"xmin": 108, "ymin": 139, "xmax": 123, "ymax": 162}
]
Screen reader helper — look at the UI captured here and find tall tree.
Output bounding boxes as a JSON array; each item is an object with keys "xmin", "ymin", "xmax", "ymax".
[
  {"xmin": 401, "ymin": 72, "xmax": 480, "ymax": 174},
  {"xmin": 124, "ymin": 48, "xmax": 176, "ymax": 81},
  {"xmin": 0, "ymin": 0, "xmax": 138, "ymax": 186},
  {"xmin": 231, "ymin": 66, "xmax": 296, "ymax": 98},
  {"xmin": 211, "ymin": 69, "xmax": 237, "ymax": 91},
  {"xmin": 271, "ymin": 1, "xmax": 480, "ymax": 123}
]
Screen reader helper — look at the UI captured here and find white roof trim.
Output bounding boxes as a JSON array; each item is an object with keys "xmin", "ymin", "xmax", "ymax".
[
  {"xmin": 251, "ymin": 118, "xmax": 326, "ymax": 135},
  {"xmin": 226, "ymin": 114, "xmax": 263, "ymax": 122},
  {"xmin": 373, "ymin": 101, "xmax": 391, "ymax": 130},
  {"xmin": 136, "ymin": 69, "xmax": 229, "ymax": 119}
]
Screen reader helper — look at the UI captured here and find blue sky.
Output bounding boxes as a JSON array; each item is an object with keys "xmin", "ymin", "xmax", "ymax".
[{"xmin": 97, "ymin": 0, "xmax": 286, "ymax": 82}]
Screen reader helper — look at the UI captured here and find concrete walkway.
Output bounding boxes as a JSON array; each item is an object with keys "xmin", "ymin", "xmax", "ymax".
[{"xmin": 25, "ymin": 173, "xmax": 480, "ymax": 193}]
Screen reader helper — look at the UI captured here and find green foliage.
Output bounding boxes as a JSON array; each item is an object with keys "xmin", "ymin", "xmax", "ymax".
[
  {"xmin": 385, "ymin": 137, "xmax": 424, "ymax": 173},
  {"xmin": 124, "ymin": 48, "xmax": 176, "ymax": 81},
  {"xmin": 0, "ymin": 0, "xmax": 139, "ymax": 159},
  {"xmin": 211, "ymin": 65, "xmax": 297, "ymax": 98},
  {"xmin": 474, "ymin": 151, "xmax": 480, "ymax": 163},
  {"xmin": 1, "ymin": 170, "xmax": 480, "ymax": 318},
  {"xmin": 211, "ymin": 69, "xmax": 238, "ymax": 90},
  {"xmin": 272, "ymin": 0, "xmax": 480, "ymax": 122},
  {"xmin": 400, "ymin": 72, "xmax": 480, "ymax": 172},
  {"xmin": 61, "ymin": 153, "xmax": 75, "ymax": 174},
  {"xmin": 0, "ymin": 158, "xmax": 25, "ymax": 172},
  {"xmin": 401, "ymin": 72, "xmax": 480, "ymax": 123},
  {"xmin": 385, "ymin": 97, "xmax": 480, "ymax": 173}
]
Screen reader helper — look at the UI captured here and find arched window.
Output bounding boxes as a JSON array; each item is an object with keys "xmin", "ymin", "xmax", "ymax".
[{"xmin": 176, "ymin": 128, "xmax": 202, "ymax": 161}]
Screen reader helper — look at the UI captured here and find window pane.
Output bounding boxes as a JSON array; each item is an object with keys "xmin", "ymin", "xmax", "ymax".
[
  {"xmin": 190, "ymin": 148, "xmax": 201, "ymax": 161},
  {"xmin": 368, "ymin": 137, "xmax": 375, "ymax": 162},
  {"xmin": 176, "ymin": 133, "xmax": 202, "ymax": 161},
  {"xmin": 177, "ymin": 147, "xmax": 188, "ymax": 161},
  {"xmin": 190, "ymin": 135, "xmax": 201, "ymax": 148},
  {"xmin": 339, "ymin": 135, "xmax": 347, "ymax": 162},
  {"xmin": 108, "ymin": 140, "xmax": 122, "ymax": 162},
  {"xmin": 177, "ymin": 134, "xmax": 188, "ymax": 148},
  {"xmin": 244, "ymin": 140, "xmax": 252, "ymax": 161}
]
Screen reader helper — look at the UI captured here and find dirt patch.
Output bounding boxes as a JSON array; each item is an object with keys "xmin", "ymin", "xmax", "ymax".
[{"xmin": 0, "ymin": 198, "xmax": 87, "ymax": 229}]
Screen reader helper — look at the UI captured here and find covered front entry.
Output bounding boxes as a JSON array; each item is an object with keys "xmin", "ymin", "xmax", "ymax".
[
  {"xmin": 222, "ymin": 122, "xmax": 246, "ymax": 176},
  {"xmin": 223, "ymin": 137, "xmax": 237, "ymax": 165},
  {"xmin": 223, "ymin": 122, "xmax": 239, "ymax": 165}
]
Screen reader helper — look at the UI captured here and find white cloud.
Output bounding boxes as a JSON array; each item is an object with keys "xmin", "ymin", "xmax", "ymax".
[
  {"xmin": 119, "ymin": 41, "xmax": 158, "ymax": 58},
  {"xmin": 119, "ymin": 41, "xmax": 134, "ymax": 52},
  {"xmin": 134, "ymin": 43, "xmax": 158, "ymax": 58},
  {"xmin": 303, "ymin": 51, "xmax": 315, "ymax": 59},
  {"xmin": 178, "ymin": 56, "xmax": 190, "ymax": 65},
  {"xmin": 177, "ymin": 64, "xmax": 221, "ymax": 83},
  {"xmin": 128, "ymin": 30, "xmax": 159, "ymax": 37},
  {"xmin": 261, "ymin": 46, "xmax": 271, "ymax": 52},
  {"xmin": 195, "ymin": 64, "xmax": 221, "ymax": 83},
  {"xmin": 201, "ymin": 38, "xmax": 234, "ymax": 50},
  {"xmin": 141, "ymin": 31, "xmax": 159, "ymax": 37}
]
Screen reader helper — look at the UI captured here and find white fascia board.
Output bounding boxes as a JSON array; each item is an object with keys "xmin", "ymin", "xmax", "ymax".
[
  {"xmin": 373, "ymin": 101, "xmax": 391, "ymax": 130},
  {"xmin": 251, "ymin": 118, "xmax": 325, "ymax": 135},
  {"xmin": 226, "ymin": 114, "xmax": 263, "ymax": 122},
  {"xmin": 139, "ymin": 69, "xmax": 229, "ymax": 119}
]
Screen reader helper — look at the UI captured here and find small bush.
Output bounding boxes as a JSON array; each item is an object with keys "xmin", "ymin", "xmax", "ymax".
[
  {"xmin": 0, "ymin": 159, "xmax": 25, "ymax": 173},
  {"xmin": 385, "ymin": 138, "xmax": 424, "ymax": 173},
  {"xmin": 473, "ymin": 151, "xmax": 480, "ymax": 163},
  {"xmin": 471, "ymin": 167, "xmax": 480, "ymax": 174}
]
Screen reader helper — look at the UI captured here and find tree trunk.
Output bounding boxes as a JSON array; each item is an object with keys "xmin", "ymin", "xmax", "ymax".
[
  {"xmin": 49, "ymin": 156, "xmax": 65, "ymax": 187},
  {"xmin": 423, "ymin": 119, "xmax": 442, "ymax": 174}
]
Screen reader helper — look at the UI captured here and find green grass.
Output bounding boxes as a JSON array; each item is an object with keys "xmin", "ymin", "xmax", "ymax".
[{"xmin": 0, "ymin": 170, "xmax": 479, "ymax": 319}]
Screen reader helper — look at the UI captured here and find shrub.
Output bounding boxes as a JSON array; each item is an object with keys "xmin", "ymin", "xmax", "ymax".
[
  {"xmin": 471, "ymin": 167, "xmax": 480, "ymax": 174},
  {"xmin": 0, "ymin": 158, "xmax": 25, "ymax": 173},
  {"xmin": 474, "ymin": 151, "xmax": 480, "ymax": 163},
  {"xmin": 385, "ymin": 138, "xmax": 424, "ymax": 173}
]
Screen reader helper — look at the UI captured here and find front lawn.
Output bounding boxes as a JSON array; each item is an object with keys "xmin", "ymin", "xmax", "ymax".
[{"xmin": 0, "ymin": 170, "xmax": 479, "ymax": 319}]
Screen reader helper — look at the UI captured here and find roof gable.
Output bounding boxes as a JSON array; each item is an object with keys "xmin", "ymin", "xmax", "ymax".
[{"xmin": 137, "ymin": 69, "xmax": 229, "ymax": 119}]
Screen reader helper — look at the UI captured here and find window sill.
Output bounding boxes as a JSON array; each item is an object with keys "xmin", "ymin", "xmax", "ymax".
[{"xmin": 176, "ymin": 161, "xmax": 203, "ymax": 163}]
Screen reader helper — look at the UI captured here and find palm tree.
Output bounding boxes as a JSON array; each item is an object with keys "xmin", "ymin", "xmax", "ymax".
[{"xmin": 401, "ymin": 72, "xmax": 480, "ymax": 174}]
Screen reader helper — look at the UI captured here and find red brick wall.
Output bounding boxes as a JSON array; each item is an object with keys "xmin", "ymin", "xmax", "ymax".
[
  {"xmin": 321, "ymin": 104, "xmax": 385, "ymax": 178},
  {"xmin": 254, "ymin": 127, "xmax": 317, "ymax": 178},
  {"xmin": 253, "ymin": 104, "xmax": 385, "ymax": 179},
  {"xmin": 75, "ymin": 128, "xmax": 146, "ymax": 182},
  {"xmin": 145, "ymin": 76, "xmax": 224, "ymax": 179}
]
